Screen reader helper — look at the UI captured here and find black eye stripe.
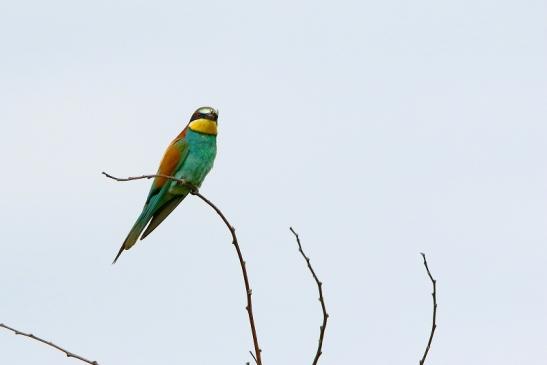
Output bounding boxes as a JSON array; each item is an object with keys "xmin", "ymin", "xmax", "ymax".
[{"xmin": 190, "ymin": 111, "xmax": 218, "ymax": 122}]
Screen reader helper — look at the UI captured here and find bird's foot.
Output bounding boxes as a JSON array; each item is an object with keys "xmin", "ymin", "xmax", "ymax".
[{"xmin": 187, "ymin": 184, "xmax": 199, "ymax": 194}]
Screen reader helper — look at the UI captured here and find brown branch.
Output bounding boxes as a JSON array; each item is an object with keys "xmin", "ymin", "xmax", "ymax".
[
  {"xmin": 102, "ymin": 172, "xmax": 189, "ymax": 184},
  {"xmin": 103, "ymin": 171, "xmax": 263, "ymax": 365},
  {"xmin": 191, "ymin": 188, "xmax": 263, "ymax": 365},
  {"xmin": 289, "ymin": 227, "xmax": 329, "ymax": 365},
  {"xmin": 419, "ymin": 253, "xmax": 437, "ymax": 365},
  {"xmin": 0, "ymin": 323, "xmax": 99, "ymax": 365}
]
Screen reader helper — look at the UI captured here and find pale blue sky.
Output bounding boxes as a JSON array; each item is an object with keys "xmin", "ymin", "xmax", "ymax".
[{"xmin": 1, "ymin": 0, "xmax": 546, "ymax": 364}]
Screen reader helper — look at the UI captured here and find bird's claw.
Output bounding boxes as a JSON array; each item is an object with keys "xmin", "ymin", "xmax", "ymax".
[{"xmin": 188, "ymin": 184, "xmax": 199, "ymax": 194}]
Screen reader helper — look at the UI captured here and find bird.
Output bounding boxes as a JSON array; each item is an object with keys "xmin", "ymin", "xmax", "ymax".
[{"xmin": 113, "ymin": 106, "xmax": 219, "ymax": 263}]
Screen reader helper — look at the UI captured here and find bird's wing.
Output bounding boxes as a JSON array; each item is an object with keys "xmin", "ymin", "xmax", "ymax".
[
  {"xmin": 145, "ymin": 132, "xmax": 189, "ymax": 204},
  {"xmin": 113, "ymin": 129, "xmax": 190, "ymax": 263},
  {"xmin": 140, "ymin": 195, "xmax": 185, "ymax": 240},
  {"xmin": 137, "ymin": 134, "xmax": 191, "ymax": 240}
]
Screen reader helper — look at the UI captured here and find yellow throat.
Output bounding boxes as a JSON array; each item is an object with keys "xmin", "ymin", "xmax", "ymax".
[{"xmin": 189, "ymin": 118, "xmax": 218, "ymax": 135}]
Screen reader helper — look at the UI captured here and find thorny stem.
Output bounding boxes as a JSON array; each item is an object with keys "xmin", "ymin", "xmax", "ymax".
[
  {"xmin": 289, "ymin": 227, "xmax": 329, "ymax": 365},
  {"xmin": 419, "ymin": 253, "xmax": 437, "ymax": 365},
  {"xmin": 0, "ymin": 323, "xmax": 99, "ymax": 365}
]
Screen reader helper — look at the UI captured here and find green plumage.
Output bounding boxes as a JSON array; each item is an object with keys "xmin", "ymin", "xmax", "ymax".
[{"xmin": 113, "ymin": 127, "xmax": 217, "ymax": 263}]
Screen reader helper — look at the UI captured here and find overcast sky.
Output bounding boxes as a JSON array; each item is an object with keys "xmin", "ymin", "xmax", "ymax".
[{"xmin": 1, "ymin": 0, "xmax": 546, "ymax": 364}]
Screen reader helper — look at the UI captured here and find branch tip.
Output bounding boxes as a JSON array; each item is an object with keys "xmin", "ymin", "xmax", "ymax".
[
  {"xmin": 419, "ymin": 253, "xmax": 438, "ymax": 365},
  {"xmin": 290, "ymin": 227, "xmax": 328, "ymax": 365},
  {"xmin": 0, "ymin": 323, "xmax": 99, "ymax": 365}
]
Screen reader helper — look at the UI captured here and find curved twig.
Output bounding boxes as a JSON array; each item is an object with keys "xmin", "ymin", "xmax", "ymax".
[
  {"xmin": 103, "ymin": 171, "xmax": 263, "ymax": 365},
  {"xmin": 289, "ymin": 227, "xmax": 329, "ymax": 365},
  {"xmin": 419, "ymin": 253, "xmax": 437, "ymax": 365},
  {"xmin": 191, "ymin": 188, "xmax": 263, "ymax": 365},
  {"xmin": 0, "ymin": 323, "xmax": 99, "ymax": 365}
]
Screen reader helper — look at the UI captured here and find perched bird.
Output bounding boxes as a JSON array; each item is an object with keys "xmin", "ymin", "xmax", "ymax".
[{"xmin": 113, "ymin": 106, "xmax": 218, "ymax": 263}]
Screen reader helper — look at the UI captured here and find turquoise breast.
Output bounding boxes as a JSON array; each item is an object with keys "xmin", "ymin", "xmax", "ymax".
[{"xmin": 177, "ymin": 129, "xmax": 217, "ymax": 187}]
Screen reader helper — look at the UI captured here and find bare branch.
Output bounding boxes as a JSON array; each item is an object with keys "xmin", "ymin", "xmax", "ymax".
[
  {"xmin": 0, "ymin": 323, "xmax": 99, "ymax": 365},
  {"xmin": 103, "ymin": 171, "xmax": 263, "ymax": 365},
  {"xmin": 289, "ymin": 227, "xmax": 329, "ymax": 365},
  {"xmin": 101, "ymin": 172, "xmax": 192, "ymax": 188},
  {"xmin": 191, "ymin": 190, "xmax": 263, "ymax": 365},
  {"xmin": 419, "ymin": 253, "xmax": 437, "ymax": 365}
]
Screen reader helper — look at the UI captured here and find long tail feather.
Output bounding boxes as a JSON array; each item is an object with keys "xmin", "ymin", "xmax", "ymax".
[
  {"xmin": 112, "ymin": 244, "xmax": 125, "ymax": 264},
  {"xmin": 112, "ymin": 209, "xmax": 153, "ymax": 264}
]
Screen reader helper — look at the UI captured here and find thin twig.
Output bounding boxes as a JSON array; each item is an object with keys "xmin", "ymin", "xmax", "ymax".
[
  {"xmin": 289, "ymin": 227, "xmax": 329, "ymax": 365},
  {"xmin": 0, "ymin": 323, "xmax": 99, "ymax": 365},
  {"xmin": 103, "ymin": 171, "xmax": 263, "ymax": 365},
  {"xmin": 191, "ymin": 189, "xmax": 263, "ymax": 365},
  {"xmin": 419, "ymin": 253, "xmax": 437, "ymax": 365},
  {"xmin": 102, "ymin": 172, "xmax": 189, "ymax": 185}
]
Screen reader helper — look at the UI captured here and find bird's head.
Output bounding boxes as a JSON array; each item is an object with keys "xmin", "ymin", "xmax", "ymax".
[{"xmin": 188, "ymin": 106, "xmax": 219, "ymax": 135}]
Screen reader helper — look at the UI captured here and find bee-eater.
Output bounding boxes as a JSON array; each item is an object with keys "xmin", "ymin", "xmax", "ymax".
[{"xmin": 113, "ymin": 106, "xmax": 218, "ymax": 263}]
